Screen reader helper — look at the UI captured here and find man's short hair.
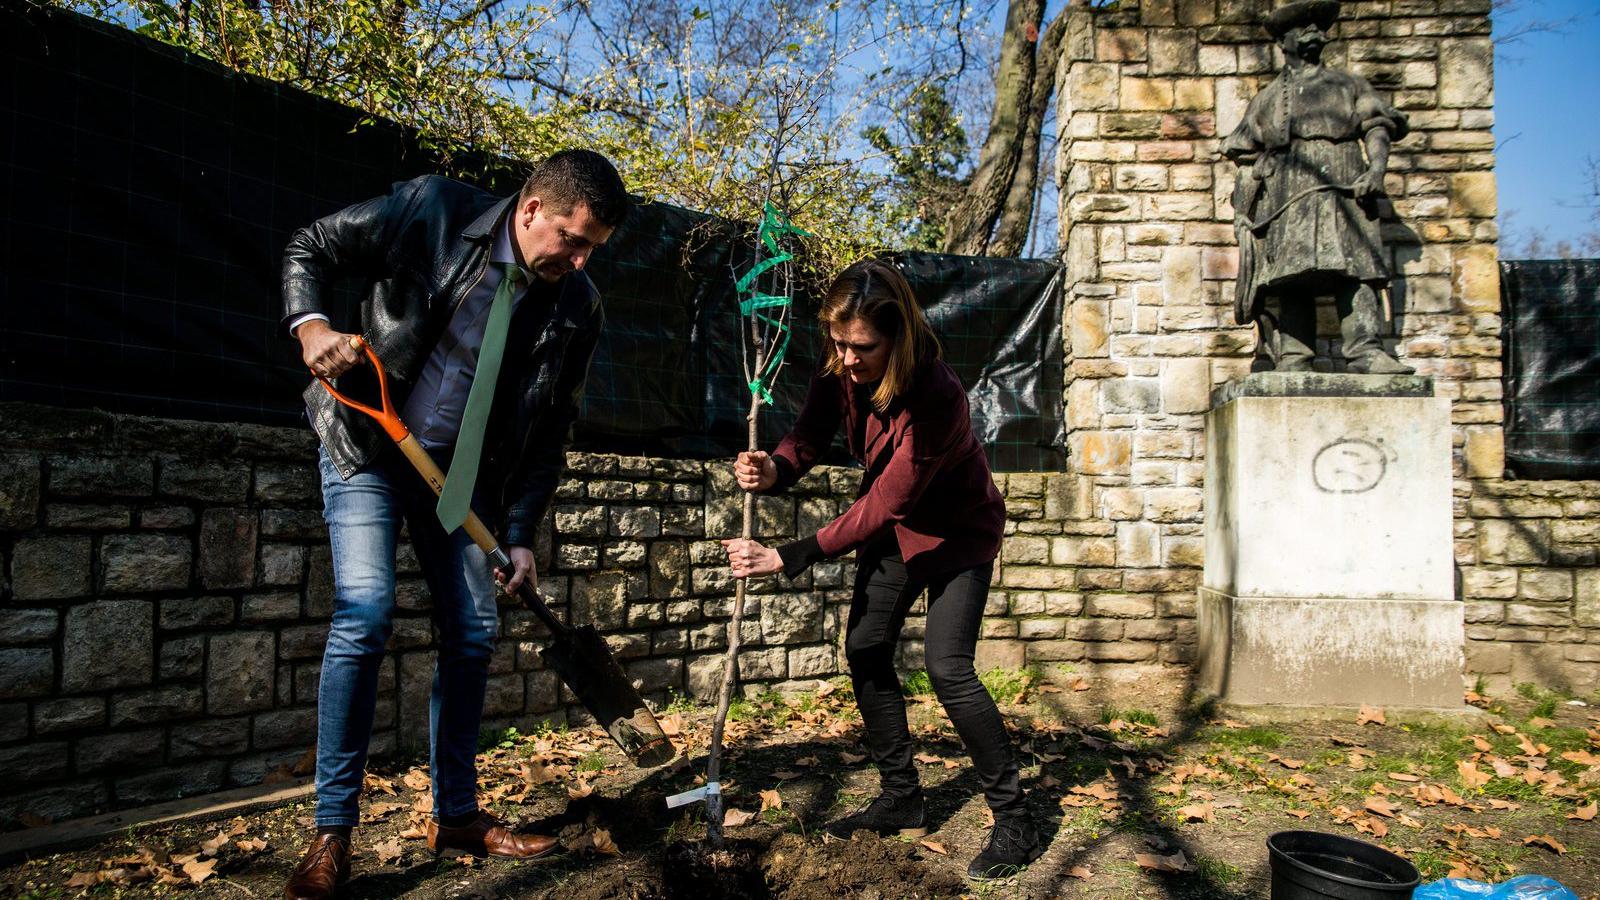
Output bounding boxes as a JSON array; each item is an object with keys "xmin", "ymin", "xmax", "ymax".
[{"xmin": 520, "ymin": 149, "xmax": 631, "ymax": 229}]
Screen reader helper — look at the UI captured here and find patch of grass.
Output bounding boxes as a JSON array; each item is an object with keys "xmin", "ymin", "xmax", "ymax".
[
  {"xmin": 1101, "ymin": 707, "xmax": 1160, "ymax": 726},
  {"xmin": 902, "ymin": 669, "xmax": 934, "ymax": 697},
  {"xmin": 663, "ymin": 689, "xmax": 697, "ymax": 714},
  {"xmin": 478, "ymin": 725, "xmax": 523, "ymax": 752},
  {"xmin": 728, "ymin": 696, "xmax": 758, "ymax": 721},
  {"xmin": 1205, "ymin": 725, "xmax": 1286, "ymax": 751},
  {"xmin": 1192, "ymin": 854, "xmax": 1244, "ymax": 883},
  {"xmin": 1531, "ymin": 696, "xmax": 1559, "ymax": 719},
  {"xmin": 576, "ymin": 751, "xmax": 608, "ymax": 774},
  {"xmin": 979, "ymin": 665, "xmax": 1042, "ymax": 704}
]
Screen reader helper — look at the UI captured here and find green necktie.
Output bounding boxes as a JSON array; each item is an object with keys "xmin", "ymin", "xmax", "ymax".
[{"xmin": 436, "ymin": 262, "xmax": 525, "ymax": 532}]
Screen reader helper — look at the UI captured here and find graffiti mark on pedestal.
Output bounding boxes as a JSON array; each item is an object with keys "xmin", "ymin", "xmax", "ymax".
[{"xmin": 1313, "ymin": 438, "xmax": 1389, "ymax": 493}]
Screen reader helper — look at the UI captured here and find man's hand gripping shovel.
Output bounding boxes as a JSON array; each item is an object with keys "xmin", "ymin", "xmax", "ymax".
[{"xmin": 315, "ymin": 335, "xmax": 676, "ymax": 768}]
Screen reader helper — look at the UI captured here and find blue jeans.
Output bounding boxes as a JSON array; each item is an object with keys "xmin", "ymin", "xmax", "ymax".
[{"xmin": 314, "ymin": 445, "xmax": 499, "ymax": 827}]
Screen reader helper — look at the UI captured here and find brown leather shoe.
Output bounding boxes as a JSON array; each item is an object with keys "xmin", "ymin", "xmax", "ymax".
[
  {"xmin": 283, "ymin": 833, "xmax": 351, "ymax": 900},
  {"xmin": 425, "ymin": 813, "xmax": 559, "ymax": 859}
]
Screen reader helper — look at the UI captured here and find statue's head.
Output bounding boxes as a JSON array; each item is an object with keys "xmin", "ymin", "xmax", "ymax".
[{"xmin": 1265, "ymin": 0, "xmax": 1340, "ymax": 63}]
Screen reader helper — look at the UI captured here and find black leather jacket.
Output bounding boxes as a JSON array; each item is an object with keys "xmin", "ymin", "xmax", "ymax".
[{"xmin": 281, "ymin": 175, "xmax": 602, "ymax": 547}]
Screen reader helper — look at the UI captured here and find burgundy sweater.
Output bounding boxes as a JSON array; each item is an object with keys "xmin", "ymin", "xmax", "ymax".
[{"xmin": 769, "ymin": 358, "xmax": 1006, "ymax": 580}]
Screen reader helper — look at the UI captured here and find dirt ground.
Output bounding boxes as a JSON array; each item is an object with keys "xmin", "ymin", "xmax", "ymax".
[{"xmin": 5, "ymin": 666, "xmax": 1599, "ymax": 899}]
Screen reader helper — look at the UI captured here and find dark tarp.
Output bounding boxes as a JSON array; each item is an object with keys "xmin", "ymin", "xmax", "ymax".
[
  {"xmin": 1, "ymin": 2, "xmax": 1066, "ymax": 470},
  {"xmin": 1501, "ymin": 259, "xmax": 1600, "ymax": 480}
]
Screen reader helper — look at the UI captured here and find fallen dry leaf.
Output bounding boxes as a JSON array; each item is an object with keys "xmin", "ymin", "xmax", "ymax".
[
  {"xmin": 567, "ymin": 777, "xmax": 594, "ymax": 800},
  {"xmin": 1175, "ymin": 802, "xmax": 1214, "ymax": 823},
  {"xmin": 759, "ymin": 789, "xmax": 783, "ymax": 812},
  {"xmin": 1357, "ymin": 706, "xmax": 1386, "ymax": 727},
  {"xmin": 914, "ymin": 752, "xmax": 942, "ymax": 765},
  {"xmin": 839, "ymin": 751, "xmax": 867, "ymax": 765},
  {"xmin": 175, "ymin": 854, "xmax": 217, "ymax": 884},
  {"xmin": 373, "ymin": 838, "xmax": 404, "ymax": 864},
  {"xmin": 1364, "ymin": 797, "xmax": 1399, "ymax": 819},
  {"xmin": 722, "ymin": 808, "xmax": 757, "ymax": 828},
  {"xmin": 591, "ymin": 828, "xmax": 621, "ymax": 856},
  {"xmin": 795, "ymin": 755, "xmax": 819, "ymax": 767},
  {"xmin": 1568, "ymin": 802, "xmax": 1597, "ymax": 821},
  {"xmin": 1470, "ymin": 735, "xmax": 1493, "ymax": 752},
  {"xmin": 1388, "ymin": 773, "xmax": 1422, "ymax": 783},
  {"xmin": 1069, "ymin": 676, "xmax": 1090, "ymax": 691},
  {"xmin": 1491, "ymin": 723, "xmax": 1517, "ymax": 735},
  {"xmin": 235, "ymin": 838, "xmax": 268, "ymax": 852},
  {"xmin": 1136, "ymin": 850, "xmax": 1195, "ymax": 873},
  {"xmin": 1523, "ymin": 834, "xmax": 1567, "ymax": 854},
  {"xmin": 1068, "ymin": 864, "xmax": 1093, "ymax": 879},
  {"xmin": 1528, "ymin": 716, "xmax": 1557, "ymax": 730},
  {"xmin": 772, "ymin": 770, "xmax": 802, "ymax": 781},
  {"xmin": 1457, "ymin": 760, "xmax": 1491, "ymax": 790},
  {"xmin": 919, "ymin": 839, "xmax": 947, "ymax": 855},
  {"xmin": 403, "ymin": 769, "xmax": 432, "ymax": 792},
  {"xmin": 1288, "ymin": 809, "xmax": 1312, "ymax": 820}
]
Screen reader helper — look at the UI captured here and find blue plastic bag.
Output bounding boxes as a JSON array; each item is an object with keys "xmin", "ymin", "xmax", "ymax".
[{"xmin": 1414, "ymin": 875, "xmax": 1580, "ymax": 900}]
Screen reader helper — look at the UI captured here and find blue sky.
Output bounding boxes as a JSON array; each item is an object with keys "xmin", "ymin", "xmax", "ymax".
[{"xmin": 1493, "ymin": 0, "xmax": 1600, "ymax": 252}]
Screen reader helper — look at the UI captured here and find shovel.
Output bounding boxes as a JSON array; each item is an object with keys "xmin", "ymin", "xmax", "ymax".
[{"xmin": 315, "ymin": 335, "xmax": 676, "ymax": 768}]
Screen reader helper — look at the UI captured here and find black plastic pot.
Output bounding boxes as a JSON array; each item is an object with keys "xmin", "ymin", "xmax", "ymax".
[{"xmin": 1268, "ymin": 831, "xmax": 1420, "ymax": 900}]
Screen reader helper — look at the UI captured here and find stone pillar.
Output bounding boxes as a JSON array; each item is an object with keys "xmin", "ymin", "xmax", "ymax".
[{"xmin": 1198, "ymin": 373, "xmax": 1463, "ymax": 708}]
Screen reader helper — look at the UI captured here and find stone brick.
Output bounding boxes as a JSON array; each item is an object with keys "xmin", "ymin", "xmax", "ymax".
[
  {"xmin": 208, "ymin": 632, "xmax": 277, "ymax": 714},
  {"xmin": 110, "ymin": 686, "xmax": 203, "ymax": 726},
  {"xmin": 1461, "ymin": 567, "xmax": 1516, "ymax": 600},
  {"xmin": 253, "ymin": 707, "xmax": 318, "ymax": 749},
  {"xmin": 610, "ymin": 507, "xmax": 662, "ymax": 538},
  {"xmin": 1085, "ymin": 640, "xmax": 1157, "ymax": 662},
  {"xmin": 77, "ymin": 729, "xmax": 165, "ymax": 773},
  {"xmin": 1145, "ymin": 488, "xmax": 1203, "ymax": 523},
  {"xmin": 1087, "ymin": 594, "xmax": 1156, "ymax": 619},
  {"xmin": 625, "ymin": 657, "xmax": 684, "ymax": 695},
  {"xmin": 62, "ymin": 601, "xmax": 153, "ymax": 692},
  {"xmin": 1076, "ymin": 432, "xmax": 1131, "ymax": 475},
  {"xmin": 1120, "ymin": 78, "xmax": 1173, "ymax": 111},
  {"xmin": 1116, "ymin": 522, "xmax": 1160, "ymax": 568},
  {"xmin": 101, "ymin": 533, "xmax": 192, "ymax": 594},
  {"xmin": 1096, "ymin": 28, "xmax": 1146, "ymax": 62},
  {"xmin": 1453, "ymin": 243, "xmax": 1500, "ymax": 313},
  {"xmin": 160, "ymin": 636, "xmax": 205, "ymax": 680},
  {"xmin": 0, "ymin": 608, "xmax": 58, "ymax": 645},
  {"xmin": 644, "ymin": 544, "xmax": 687, "ymax": 601},
  {"xmin": 0, "ymin": 782, "xmax": 108, "ymax": 829},
  {"xmin": 788, "ymin": 645, "xmax": 838, "ymax": 678},
  {"xmin": 243, "ymin": 592, "xmax": 302, "ymax": 622},
  {"xmin": 1161, "ymin": 358, "xmax": 1211, "ymax": 415},
  {"xmin": 200, "ymin": 508, "xmax": 258, "ymax": 589},
  {"xmin": 1449, "ymin": 172, "xmax": 1497, "ymax": 218},
  {"xmin": 571, "ymin": 572, "xmax": 630, "ymax": 631},
  {"xmin": 1002, "ymin": 535, "xmax": 1050, "ymax": 565},
  {"xmin": 115, "ymin": 762, "xmax": 226, "ymax": 805},
  {"xmin": 761, "ymin": 594, "xmax": 823, "ymax": 644},
  {"xmin": 1438, "ymin": 37, "xmax": 1492, "ymax": 108},
  {"xmin": 1148, "ymin": 30, "xmax": 1198, "ymax": 75},
  {"xmin": 46, "ymin": 504, "xmax": 131, "ymax": 529},
  {"xmin": 1463, "ymin": 428, "xmax": 1504, "ymax": 479},
  {"xmin": 737, "ymin": 647, "xmax": 786, "ymax": 681},
  {"xmin": 687, "ymin": 655, "xmax": 725, "ymax": 699},
  {"xmin": 1070, "ymin": 300, "xmax": 1110, "ymax": 357},
  {"xmin": 1104, "ymin": 378, "xmax": 1161, "ymax": 413},
  {"xmin": 1505, "ymin": 603, "xmax": 1568, "ymax": 627},
  {"xmin": 160, "ymin": 596, "xmax": 235, "ymax": 630},
  {"xmin": 1025, "ymin": 640, "xmax": 1086, "ymax": 662},
  {"xmin": 253, "ymin": 463, "xmax": 319, "ymax": 504},
  {"xmin": 1070, "ymin": 63, "xmax": 1120, "ymax": 111},
  {"xmin": 1576, "ymin": 570, "xmax": 1600, "ymax": 626},
  {"xmin": 169, "ymin": 718, "xmax": 250, "ymax": 760},
  {"xmin": 48, "ymin": 455, "xmax": 152, "ymax": 497},
  {"xmin": 0, "ymin": 453, "xmax": 41, "ymax": 529},
  {"xmin": 259, "ymin": 544, "xmax": 306, "ymax": 586},
  {"xmin": 159, "ymin": 459, "xmax": 249, "ymax": 503},
  {"xmin": 1478, "ymin": 519, "xmax": 1546, "ymax": 565},
  {"xmin": 11, "ymin": 536, "xmax": 91, "ymax": 600},
  {"xmin": 0, "ymin": 742, "xmax": 70, "ymax": 782},
  {"xmin": 33, "ymin": 697, "xmax": 105, "ymax": 733},
  {"xmin": 1520, "ymin": 570, "xmax": 1574, "ymax": 602}
]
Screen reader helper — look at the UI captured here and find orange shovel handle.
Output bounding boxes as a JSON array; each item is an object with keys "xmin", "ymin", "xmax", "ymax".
[{"xmin": 313, "ymin": 335, "xmax": 409, "ymax": 443}]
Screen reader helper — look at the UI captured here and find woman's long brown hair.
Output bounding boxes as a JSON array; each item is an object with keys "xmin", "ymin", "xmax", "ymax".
[{"xmin": 817, "ymin": 258, "xmax": 942, "ymax": 411}]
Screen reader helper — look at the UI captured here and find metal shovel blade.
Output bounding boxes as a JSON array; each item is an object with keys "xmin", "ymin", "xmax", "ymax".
[{"xmin": 540, "ymin": 623, "xmax": 676, "ymax": 768}]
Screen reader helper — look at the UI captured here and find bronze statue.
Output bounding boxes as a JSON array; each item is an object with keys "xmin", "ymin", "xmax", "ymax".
[{"xmin": 1223, "ymin": 0, "xmax": 1414, "ymax": 374}]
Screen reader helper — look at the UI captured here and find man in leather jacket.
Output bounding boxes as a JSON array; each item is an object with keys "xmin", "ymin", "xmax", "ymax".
[{"xmin": 278, "ymin": 150, "xmax": 629, "ymax": 900}]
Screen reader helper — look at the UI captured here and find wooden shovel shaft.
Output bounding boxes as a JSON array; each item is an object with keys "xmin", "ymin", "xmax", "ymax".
[{"xmin": 391, "ymin": 433, "xmax": 568, "ymax": 637}]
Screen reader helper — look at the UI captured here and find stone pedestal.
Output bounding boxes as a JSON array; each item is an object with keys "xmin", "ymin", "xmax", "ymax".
[{"xmin": 1198, "ymin": 373, "xmax": 1463, "ymax": 709}]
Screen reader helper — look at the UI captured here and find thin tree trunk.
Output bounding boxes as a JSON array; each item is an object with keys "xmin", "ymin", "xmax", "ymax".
[
  {"xmin": 940, "ymin": 0, "xmax": 1044, "ymax": 256},
  {"xmin": 990, "ymin": 9, "xmax": 1067, "ymax": 257},
  {"xmin": 703, "ymin": 346, "xmax": 762, "ymax": 847}
]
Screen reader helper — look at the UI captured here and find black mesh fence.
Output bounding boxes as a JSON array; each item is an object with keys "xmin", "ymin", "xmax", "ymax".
[
  {"xmin": 0, "ymin": 3, "xmax": 1065, "ymax": 469},
  {"xmin": 1501, "ymin": 259, "xmax": 1600, "ymax": 480}
]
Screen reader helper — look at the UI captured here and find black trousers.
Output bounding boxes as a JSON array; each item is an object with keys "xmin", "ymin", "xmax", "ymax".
[{"xmin": 845, "ymin": 538, "xmax": 1024, "ymax": 813}]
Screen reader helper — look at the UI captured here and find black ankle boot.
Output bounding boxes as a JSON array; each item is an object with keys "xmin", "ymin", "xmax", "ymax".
[
  {"xmin": 823, "ymin": 790, "xmax": 927, "ymax": 841},
  {"xmin": 966, "ymin": 811, "xmax": 1042, "ymax": 879}
]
